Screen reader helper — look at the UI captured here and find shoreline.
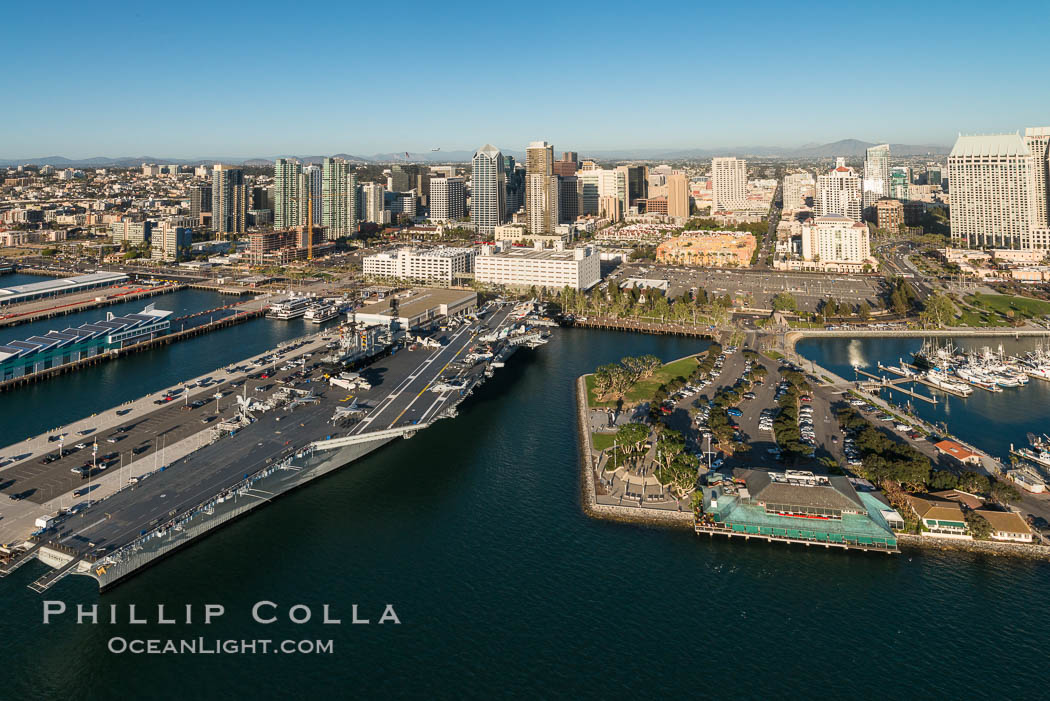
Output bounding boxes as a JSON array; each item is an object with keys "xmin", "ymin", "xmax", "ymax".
[{"xmin": 785, "ymin": 326, "xmax": 1050, "ymax": 353}]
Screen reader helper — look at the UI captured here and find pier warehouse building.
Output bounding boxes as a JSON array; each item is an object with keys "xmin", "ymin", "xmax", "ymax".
[
  {"xmin": 0, "ymin": 271, "xmax": 129, "ymax": 307},
  {"xmin": 696, "ymin": 469, "xmax": 899, "ymax": 552},
  {"xmin": 0, "ymin": 305, "xmax": 171, "ymax": 380}
]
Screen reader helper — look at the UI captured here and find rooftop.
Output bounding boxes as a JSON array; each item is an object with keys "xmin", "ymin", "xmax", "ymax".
[{"xmin": 949, "ymin": 133, "xmax": 1030, "ymax": 159}]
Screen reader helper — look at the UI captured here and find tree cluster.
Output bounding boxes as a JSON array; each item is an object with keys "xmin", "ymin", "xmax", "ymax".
[{"xmin": 592, "ymin": 355, "xmax": 661, "ymax": 401}]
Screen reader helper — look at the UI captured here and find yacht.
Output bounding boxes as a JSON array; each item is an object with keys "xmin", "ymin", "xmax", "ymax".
[
  {"xmin": 305, "ymin": 301, "xmax": 339, "ymax": 324},
  {"xmin": 924, "ymin": 370, "xmax": 973, "ymax": 396},
  {"xmin": 266, "ymin": 297, "xmax": 311, "ymax": 320}
]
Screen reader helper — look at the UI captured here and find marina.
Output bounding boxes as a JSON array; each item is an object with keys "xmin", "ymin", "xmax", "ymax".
[{"xmin": 800, "ymin": 335, "xmax": 1050, "ymax": 479}]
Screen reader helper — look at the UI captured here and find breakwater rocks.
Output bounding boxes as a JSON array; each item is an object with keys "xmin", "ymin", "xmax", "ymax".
[
  {"xmin": 575, "ymin": 375, "xmax": 693, "ymax": 529},
  {"xmin": 898, "ymin": 533, "xmax": 1050, "ymax": 560}
]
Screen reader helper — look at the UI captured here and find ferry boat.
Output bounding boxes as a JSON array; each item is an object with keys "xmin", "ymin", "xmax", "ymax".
[
  {"xmin": 266, "ymin": 297, "xmax": 311, "ymax": 320},
  {"xmin": 304, "ymin": 301, "xmax": 339, "ymax": 324}
]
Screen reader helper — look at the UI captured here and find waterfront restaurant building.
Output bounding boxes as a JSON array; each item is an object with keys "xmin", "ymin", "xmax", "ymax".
[{"xmin": 696, "ymin": 469, "xmax": 899, "ymax": 551}]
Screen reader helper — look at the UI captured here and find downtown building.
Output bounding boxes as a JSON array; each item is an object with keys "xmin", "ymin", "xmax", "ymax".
[
  {"xmin": 212, "ymin": 165, "xmax": 247, "ymax": 237},
  {"xmin": 816, "ymin": 159, "xmax": 862, "ymax": 221},
  {"xmin": 800, "ymin": 215, "xmax": 873, "ymax": 272},
  {"xmin": 471, "ymin": 144, "xmax": 506, "ymax": 236},
  {"xmin": 862, "ymin": 144, "xmax": 890, "ymax": 214},
  {"xmin": 947, "ymin": 133, "xmax": 1036, "ymax": 249},
  {"xmin": 362, "ymin": 246, "xmax": 475, "ymax": 285},
  {"xmin": 711, "ymin": 157, "xmax": 747, "ymax": 211},
  {"xmin": 430, "ymin": 177, "xmax": 465, "ymax": 222},
  {"xmin": 322, "ymin": 157, "xmax": 350, "ymax": 239},
  {"xmin": 474, "ymin": 243, "xmax": 600, "ymax": 290},
  {"xmin": 782, "ymin": 172, "xmax": 815, "ymax": 212},
  {"xmin": 273, "ymin": 158, "xmax": 303, "ymax": 229},
  {"xmin": 667, "ymin": 172, "xmax": 690, "ymax": 219},
  {"xmin": 525, "ymin": 141, "xmax": 558, "ymax": 234}
]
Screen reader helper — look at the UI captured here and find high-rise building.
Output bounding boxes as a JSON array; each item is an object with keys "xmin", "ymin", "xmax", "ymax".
[
  {"xmin": 618, "ymin": 165, "xmax": 648, "ymax": 207},
  {"xmin": 558, "ymin": 176, "xmax": 580, "ymax": 224},
  {"xmin": 430, "ymin": 177, "xmax": 465, "ymax": 222},
  {"xmin": 322, "ymin": 157, "xmax": 349, "ymax": 239},
  {"xmin": 667, "ymin": 172, "xmax": 690, "ymax": 219},
  {"xmin": 578, "ymin": 168, "xmax": 626, "ymax": 218},
  {"xmin": 862, "ymin": 144, "xmax": 890, "ymax": 212},
  {"xmin": 926, "ymin": 166, "xmax": 943, "ymax": 187},
  {"xmin": 553, "ymin": 152, "xmax": 578, "ymax": 178},
  {"xmin": 190, "ymin": 184, "xmax": 212, "ymax": 224},
  {"xmin": 303, "ymin": 165, "xmax": 321, "ymax": 227},
  {"xmin": 711, "ymin": 157, "xmax": 747, "ymax": 211},
  {"xmin": 361, "ymin": 182, "xmax": 386, "ymax": 225},
  {"xmin": 526, "ymin": 141, "xmax": 557, "ymax": 233},
  {"xmin": 347, "ymin": 171, "xmax": 360, "ymax": 234},
  {"xmin": 388, "ymin": 164, "xmax": 412, "ymax": 193},
  {"xmin": 948, "ymin": 133, "xmax": 1033, "ymax": 249},
  {"xmin": 890, "ymin": 167, "xmax": 910, "ymax": 201},
  {"xmin": 211, "ymin": 165, "xmax": 247, "ymax": 237},
  {"xmin": 816, "ymin": 159, "xmax": 862, "ymax": 222},
  {"xmin": 782, "ymin": 172, "xmax": 814, "ymax": 211},
  {"xmin": 274, "ymin": 158, "xmax": 302, "ymax": 229},
  {"xmin": 471, "ymin": 144, "xmax": 506, "ymax": 236},
  {"xmin": 801, "ymin": 215, "xmax": 872, "ymax": 271},
  {"xmin": 1024, "ymin": 127, "xmax": 1050, "ymax": 229}
]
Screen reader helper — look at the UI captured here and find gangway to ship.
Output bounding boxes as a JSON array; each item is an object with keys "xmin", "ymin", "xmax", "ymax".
[{"xmin": 307, "ymin": 424, "xmax": 428, "ymax": 452}]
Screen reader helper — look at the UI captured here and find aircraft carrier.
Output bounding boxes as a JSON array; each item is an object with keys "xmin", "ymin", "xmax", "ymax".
[{"xmin": 0, "ymin": 299, "xmax": 550, "ymax": 591}]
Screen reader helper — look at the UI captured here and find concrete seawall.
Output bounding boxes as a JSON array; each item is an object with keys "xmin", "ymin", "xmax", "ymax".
[
  {"xmin": 785, "ymin": 327, "xmax": 1050, "ymax": 353},
  {"xmin": 897, "ymin": 533, "xmax": 1050, "ymax": 560}
]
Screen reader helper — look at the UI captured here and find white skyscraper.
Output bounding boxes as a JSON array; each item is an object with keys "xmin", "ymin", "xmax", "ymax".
[
  {"xmin": 361, "ymin": 182, "xmax": 386, "ymax": 224},
  {"xmin": 862, "ymin": 144, "xmax": 891, "ymax": 212},
  {"xmin": 711, "ymin": 157, "xmax": 747, "ymax": 211},
  {"xmin": 1024, "ymin": 127, "xmax": 1050, "ymax": 230},
  {"xmin": 430, "ymin": 177, "xmax": 465, "ymax": 222},
  {"xmin": 948, "ymin": 133, "xmax": 1033, "ymax": 249},
  {"xmin": 782, "ymin": 172, "xmax": 815, "ymax": 212},
  {"xmin": 471, "ymin": 145, "xmax": 505, "ymax": 236},
  {"xmin": 816, "ymin": 159, "xmax": 863, "ymax": 221}
]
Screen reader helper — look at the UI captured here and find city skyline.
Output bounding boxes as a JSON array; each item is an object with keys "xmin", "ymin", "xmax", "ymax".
[{"xmin": 6, "ymin": 1, "xmax": 1050, "ymax": 158}]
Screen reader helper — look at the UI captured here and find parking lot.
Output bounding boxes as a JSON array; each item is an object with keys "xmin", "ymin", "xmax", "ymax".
[{"xmin": 609, "ymin": 264, "xmax": 886, "ymax": 312}]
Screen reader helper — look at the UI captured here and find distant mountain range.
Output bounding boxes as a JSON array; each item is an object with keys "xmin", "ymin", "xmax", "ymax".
[{"xmin": 0, "ymin": 139, "xmax": 950, "ymax": 167}]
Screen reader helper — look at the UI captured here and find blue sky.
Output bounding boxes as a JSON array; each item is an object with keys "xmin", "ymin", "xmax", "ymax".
[{"xmin": 5, "ymin": 0, "xmax": 1050, "ymax": 158}]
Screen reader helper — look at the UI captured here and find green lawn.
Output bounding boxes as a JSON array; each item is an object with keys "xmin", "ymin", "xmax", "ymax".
[
  {"xmin": 764, "ymin": 350, "xmax": 784, "ymax": 360},
  {"xmin": 585, "ymin": 355, "xmax": 701, "ymax": 408},
  {"xmin": 966, "ymin": 293, "xmax": 1050, "ymax": 320},
  {"xmin": 592, "ymin": 433, "xmax": 617, "ymax": 451}
]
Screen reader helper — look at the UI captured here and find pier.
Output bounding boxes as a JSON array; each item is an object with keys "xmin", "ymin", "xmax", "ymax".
[
  {"xmin": 568, "ymin": 316, "xmax": 715, "ymax": 338},
  {"xmin": 0, "ymin": 283, "xmax": 184, "ymax": 328},
  {"xmin": 852, "ymin": 365, "xmax": 939, "ymax": 403},
  {"xmin": 0, "ymin": 304, "xmax": 268, "ymax": 393}
]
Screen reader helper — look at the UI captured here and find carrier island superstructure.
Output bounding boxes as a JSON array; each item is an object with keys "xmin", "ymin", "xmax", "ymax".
[{"xmin": 0, "ymin": 290, "xmax": 550, "ymax": 592}]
